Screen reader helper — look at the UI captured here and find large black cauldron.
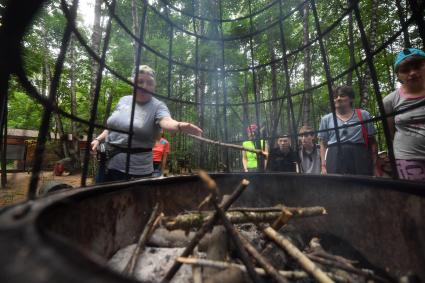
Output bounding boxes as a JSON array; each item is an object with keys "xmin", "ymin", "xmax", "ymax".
[{"xmin": 0, "ymin": 173, "xmax": 424, "ymax": 282}]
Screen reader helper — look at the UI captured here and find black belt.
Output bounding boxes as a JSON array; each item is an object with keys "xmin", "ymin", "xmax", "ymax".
[
  {"xmin": 327, "ymin": 142, "xmax": 365, "ymax": 148},
  {"xmin": 109, "ymin": 143, "xmax": 152, "ymax": 154}
]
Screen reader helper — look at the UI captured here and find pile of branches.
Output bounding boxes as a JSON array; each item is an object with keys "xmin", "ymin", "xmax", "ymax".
[{"xmin": 121, "ymin": 171, "xmax": 390, "ymax": 283}]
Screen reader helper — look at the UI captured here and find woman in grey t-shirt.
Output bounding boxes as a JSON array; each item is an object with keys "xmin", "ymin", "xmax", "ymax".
[
  {"xmin": 91, "ymin": 65, "xmax": 203, "ymax": 182},
  {"xmin": 318, "ymin": 86, "xmax": 378, "ymax": 176},
  {"xmin": 383, "ymin": 48, "xmax": 425, "ymax": 181}
]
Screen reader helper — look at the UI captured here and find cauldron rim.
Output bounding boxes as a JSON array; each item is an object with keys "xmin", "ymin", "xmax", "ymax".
[{"xmin": 1, "ymin": 173, "xmax": 424, "ymax": 283}]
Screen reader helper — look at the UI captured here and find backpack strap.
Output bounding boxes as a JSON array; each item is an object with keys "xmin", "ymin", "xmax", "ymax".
[{"xmin": 356, "ymin": 109, "xmax": 369, "ymax": 148}]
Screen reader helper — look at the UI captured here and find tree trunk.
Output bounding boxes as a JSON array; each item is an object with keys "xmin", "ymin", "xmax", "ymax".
[
  {"xmin": 103, "ymin": 89, "xmax": 114, "ymax": 127},
  {"xmin": 69, "ymin": 35, "xmax": 81, "ymax": 170},
  {"xmin": 42, "ymin": 27, "xmax": 50, "ymax": 97},
  {"xmin": 395, "ymin": 0, "xmax": 411, "ymax": 48},
  {"xmin": 269, "ymin": 44, "xmax": 279, "ymax": 140},
  {"xmin": 195, "ymin": 1, "xmax": 206, "ymax": 168},
  {"xmin": 360, "ymin": 0, "xmax": 378, "ymax": 108},
  {"xmin": 54, "ymin": 108, "xmax": 70, "ymax": 159},
  {"xmin": 240, "ymin": 73, "xmax": 250, "ymax": 140},
  {"xmin": 346, "ymin": 1, "xmax": 355, "ymax": 86},
  {"xmin": 131, "ymin": 0, "xmax": 140, "ymax": 66},
  {"xmin": 88, "ymin": 0, "xmax": 103, "ymax": 110},
  {"xmin": 301, "ymin": 4, "xmax": 312, "ymax": 127}
]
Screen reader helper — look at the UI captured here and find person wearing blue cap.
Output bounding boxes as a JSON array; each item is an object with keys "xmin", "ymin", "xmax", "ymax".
[{"xmin": 383, "ymin": 48, "xmax": 425, "ymax": 181}]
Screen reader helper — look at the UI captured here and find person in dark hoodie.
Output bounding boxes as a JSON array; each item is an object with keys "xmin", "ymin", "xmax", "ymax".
[{"xmin": 267, "ymin": 135, "xmax": 297, "ymax": 172}]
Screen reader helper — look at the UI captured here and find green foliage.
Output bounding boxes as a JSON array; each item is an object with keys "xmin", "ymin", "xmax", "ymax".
[{"xmin": 6, "ymin": 0, "xmax": 423, "ymax": 171}]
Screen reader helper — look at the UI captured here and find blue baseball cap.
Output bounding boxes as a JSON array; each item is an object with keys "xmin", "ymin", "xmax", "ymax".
[{"xmin": 394, "ymin": 48, "xmax": 425, "ymax": 71}]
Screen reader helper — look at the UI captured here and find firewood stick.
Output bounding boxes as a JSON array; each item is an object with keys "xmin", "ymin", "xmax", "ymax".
[
  {"xmin": 262, "ymin": 226, "xmax": 334, "ymax": 283},
  {"xmin": 237, "ymin": 232, "xmax": 289, "ymax": 283},
  {"xmin": 271, "ymin": 208, "xmax": 293, "ymax": 230},
  {"xmin": 177, "ymin": 257, "xmax": 350, "ymax": 282},
  {"xmin": 177, "ymin": 256, "xmax": 305, "ymax": 278},
  {"xmin": 164, "ymin": 207, "xmax": 326, "ymax": 230},
  {"xmin": 307, "ymin": 238, "xmax": 358, "ymax": 266},
  {"xmin": 188, "ymin": 134, "xmax": 267, "ymax": 156},
  {"xmin": 229, "ymin": 206, "xmax": 327, "ymax": 216},
  {"xmin": 192, "ymin": 266, "xmax": 203, "ymax": 283},
  {"xmin": 123, "ymin": 203, "xmax": 160, "ymax": 276},
  {"xmin": 307, "ymin": 254, "xmax": 389, "ymax": 282},
  {"xmin": 310, "ymin": 250, "xmax": 358, "ymax": 266},
  {"xmin": 212, "ymin": 200, "xmax": 264, "ymax": 283},
  {"xmin": 161, "ymin": 179, "xmax": 250, "ymax": 283},
  {"xmin": 197, "ymin": 170, "xmax": 219, "ymax": 211}
]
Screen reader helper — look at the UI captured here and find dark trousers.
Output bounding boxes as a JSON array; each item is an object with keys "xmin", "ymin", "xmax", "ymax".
[
  {"xmin": 103, "ymin": 169, "xmax": 152, "ymax": 183},
  {"xmin": 326, "ymin": 143, "xmax": 373, "ymax": 176},
  {"xmin": 153, "ymin": 162, "xmax": 162, "ymax": 177}
]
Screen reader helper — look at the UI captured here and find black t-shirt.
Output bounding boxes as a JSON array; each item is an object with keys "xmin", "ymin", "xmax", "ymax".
[{"xmin": 267, "ymin": 148, "xmax": 297, "ymax": 172}]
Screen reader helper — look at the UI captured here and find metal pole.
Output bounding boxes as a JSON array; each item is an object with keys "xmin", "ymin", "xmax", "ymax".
[
  {"xmin": 310, "ymin": 0, "xmax": 342, "ymax": 157},
  {"xmin": 351, "ymin": 0, "xmax": 399, "ymax": 179},
  {"xmin": 81, "ymin": 0, "xmax": 117, "ymax": 185},
  {"xmin": 219, "ymin": 0, "xmax": 230, "ymax": 172},
  {"xmin": 0, "ymin": 93, "xmax": 8, "ymax": 188},
  {"xmin": 277, "ymin": 0, "xmax": 302, "ymax": 170},
  {"xmin": 247, "ymin": 0, "xmax": 265, "ymax": 171}
]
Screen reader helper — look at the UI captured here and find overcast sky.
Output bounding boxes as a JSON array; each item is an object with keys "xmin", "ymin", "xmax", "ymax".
[{"xmin": 77, "ymin": 0, "xmax": 95, "ymax": 28}]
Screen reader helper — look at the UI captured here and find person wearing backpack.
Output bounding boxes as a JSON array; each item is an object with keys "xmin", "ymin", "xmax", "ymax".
[{"xmin": 318, "ymin": 86, "xmax": 378, "ymax": 176}]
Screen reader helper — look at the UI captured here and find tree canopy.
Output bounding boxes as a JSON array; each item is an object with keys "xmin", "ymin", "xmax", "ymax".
[{"xmin": 4, "ymin": 0, "xmax": 424, "ymax": 172}]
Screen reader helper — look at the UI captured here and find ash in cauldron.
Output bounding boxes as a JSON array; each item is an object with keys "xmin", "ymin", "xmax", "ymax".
[{"xmin": 0, "ymin": 173, "xmax": 424, "ymax": 283}]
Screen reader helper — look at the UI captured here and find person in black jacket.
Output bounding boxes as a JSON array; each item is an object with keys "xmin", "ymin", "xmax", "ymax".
[{"xmin": 267, "ymin": 135, "xmax": 297, "ymax": 172}]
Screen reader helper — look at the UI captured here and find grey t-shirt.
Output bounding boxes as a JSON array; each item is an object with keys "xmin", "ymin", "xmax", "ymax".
[
  {"xmin": 383, "ymin": 89, "xmax": 425, "ymax": 160},
  {"xmin": 318, "ymin": 109, "xmax": 376, "ymax": 145},
  {"xmin": 106, "ymin": 95, "xmax": 171, "ymax": 175},
  {"xmin": 299, "ymin": 145, "xmax": 321, "ymax": 174}
]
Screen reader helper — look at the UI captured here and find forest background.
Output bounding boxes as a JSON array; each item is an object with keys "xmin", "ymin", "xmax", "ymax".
[{"xmin": 1, "ymin": 0, "xmax": 423, "ymax": 172}]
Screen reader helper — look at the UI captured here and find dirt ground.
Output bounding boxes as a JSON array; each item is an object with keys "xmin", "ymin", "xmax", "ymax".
[{"xmin": 0, "ymin": 172, "xmax": 93, "ymax": 207}]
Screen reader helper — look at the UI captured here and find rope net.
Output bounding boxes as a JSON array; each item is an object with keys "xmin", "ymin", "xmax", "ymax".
[{"xmin": 0, "ymin": 0, "xmax": 424, "ymax": 198}]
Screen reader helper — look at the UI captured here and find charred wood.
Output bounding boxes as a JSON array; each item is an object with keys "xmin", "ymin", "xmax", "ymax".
[
  {"xmin": 123, "ymin": 203, "xmax": 160, "ymax": 276},
  {"xmin": 262, "ymin": 226, "xmax": 334, "ymax": 283},
  {"xmin": 177, "ymin": 257, "xmax": 351, "ymax": 282},
  {"xmin": 161, "ymin": 179, "xmax": 250, "ymax": 283},
  {"xmin": 212, "ymin": 200, "xmax": 264, "ymax": 283},
  {"xmin": 238, "ymin": 232, "xmax": 289, "ymax": 283},
  {"xmin": 204, "ymin": 267, "xmax": 245, "ymax": 283}
]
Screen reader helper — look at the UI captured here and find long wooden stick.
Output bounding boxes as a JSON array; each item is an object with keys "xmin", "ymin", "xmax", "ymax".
[
  {"xmin": 123, "ymin": 203, "xmax": 160, "ymax": 275},
  {"xmin": 237, "ymin": 232, "xmax": 289, "ymax": 283},
  {"xmin": 212, "ymin": 200, "xmax": 264, "ymax": 283},
  {"xmin": 262, "ymin": 226, "xmax": 334, "ymax": 283},
  {"xmin": 164, "ymin": 206, "xmax": 326, "ymax": 230},
  {"xmin": 229, "ymin": 206, "xmax": 328, "ymax": 216},
  {"xmin": 188, "ymin": 134, "xmax": 266, "ymax": 156},
  {"xmin": 176, "ymin": 257, "xmax": 350, "ymax": 282},
  {"xmin": 161, "ymin": 179, "xmax": 250, "ymax": 283},
  {"xmin": 307, "ymin": 254, "xmax": 389, "ymax": 282}
]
